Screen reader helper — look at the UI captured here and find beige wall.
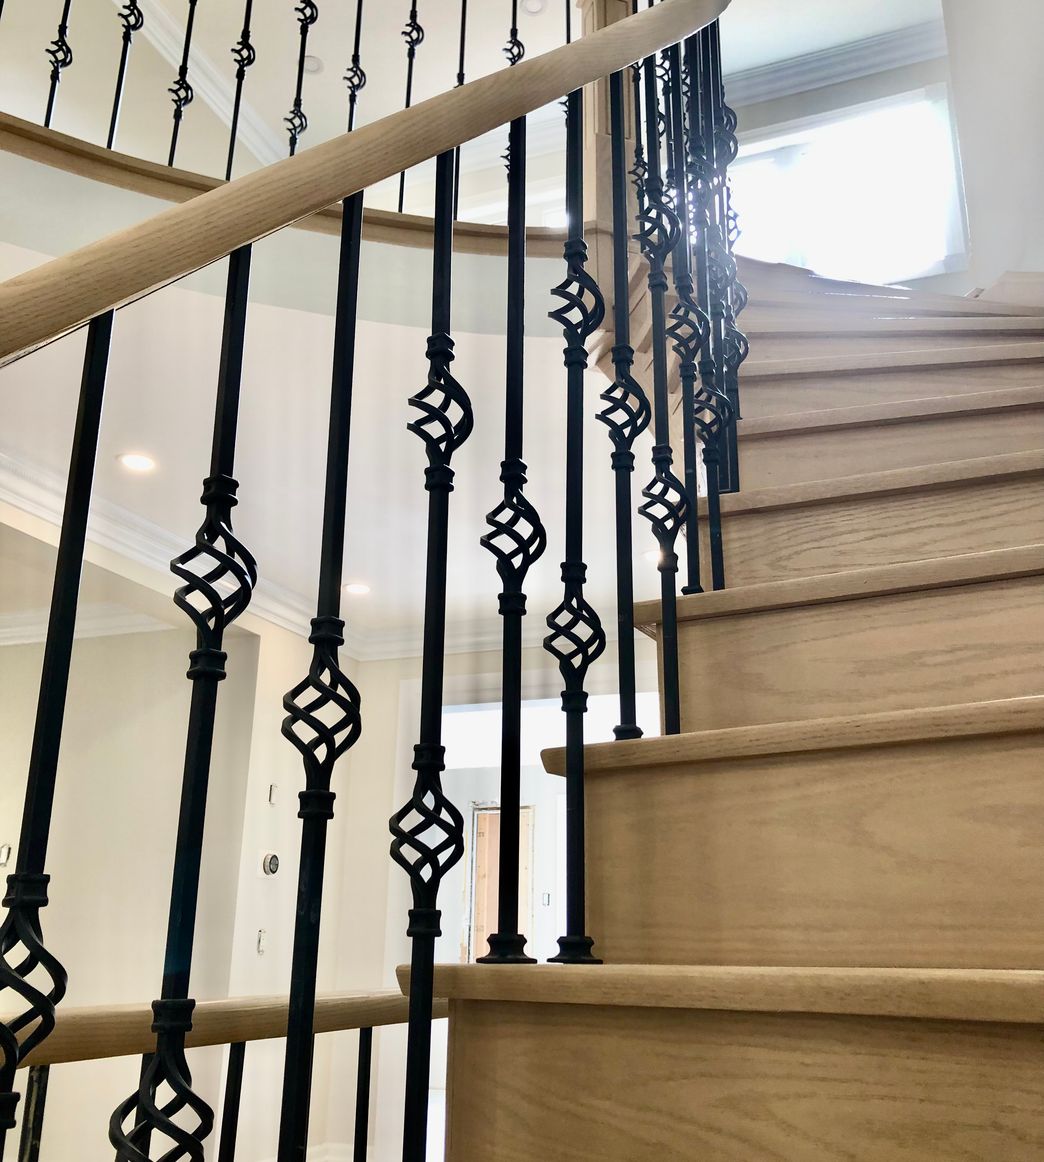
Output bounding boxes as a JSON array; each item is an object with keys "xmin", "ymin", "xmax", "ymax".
[{"xmin": 1, "ymin": 625, "xmax": 257, "ymax": 1160}]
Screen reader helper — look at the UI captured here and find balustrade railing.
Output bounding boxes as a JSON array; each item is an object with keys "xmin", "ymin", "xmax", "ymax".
[{"xmin": 0, "ymin": 0, "xmax": 742, "ymax": 1158}]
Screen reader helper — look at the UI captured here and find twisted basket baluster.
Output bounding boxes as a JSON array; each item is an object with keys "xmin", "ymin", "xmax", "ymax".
[
  {"xmin": 117, "ymin": 1, "xmax": 144, "ymax": 37},
  {"xmin": 283, "ymin": 618, "xmax": 362, "ymax": 788},
  {"xmin": 408, "ymin": 335, "xmax": 474, "ymax": 465},
  {"xmin": 110, "ymin": 1001, "xmax": 213, "ymax": 1162},
  {"xmin": 599, "ymin": 347, "xmax": 651, "ymax": 453},
  {"xmin": 0, "ymin": 875, "xmax": 67, "ymax": 1131},
  {"xmin": 482, "ymin": 463, "xmax": 546, "ymax": 594},
  {"xmin": 171, "ymin": 476, "xmax": 257, "ymax": 644}
]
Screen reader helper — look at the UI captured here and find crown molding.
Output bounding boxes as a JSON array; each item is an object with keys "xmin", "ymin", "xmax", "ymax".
[
  {"xmin": 725, "ymin": 21, "xmax": 948, "ymax": 108},
  {"xmin": 0, "ymin": 451, "xmax": 591, "ymax": 663},
  {"xmin": 111, "ymin": 0, "xmax": 284, "ymax": 168},
  {"xmin": 0, "ymin": 450, "xmax": 313, "ymax": 640},
  {"xmin": 0, "ymin": 602, "xmax": 173, "ymax": 647}
]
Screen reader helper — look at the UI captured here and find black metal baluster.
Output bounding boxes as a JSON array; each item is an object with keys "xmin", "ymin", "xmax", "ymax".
[
  {"xmin": 710, "ymin": 20, "xmax": 748, "ymax": 495},
  {"xmin": 107, "ymin": 2, "xmax": 144, "ymax": 150},
  {"xmin": 286, "ymin": 1, "xmax": 318, "ymax": 158},
  {"xmin": 602, "ymin": 69, "xmax": 651, "ymax": 740},
  {"xmin": 353, "ymin": 1028, "xmax": 373, "ymax": 1162},
  {"xmin": 390, "ymin": 147, "xmax": 471, "ymax": 1162},
  {"xmin": 277, "ymin": 12, "xmax": 368, "ymax": 1151},
  {"xmin": 476, "ymin": 9, "xmax": 544, "ymax": 966},
  {"xmin": 544, "ymin": 85, "xmax": 606, "ymax": 964},
  {"xmin": 15, "ymin": 1066, "xmax": 48, "ymax": 1162},
  {"xmin": 683, "ymin": 31, "xmax": 734, "ymax": 594},
  {"xmin": 344, "ymin": 0, "xmax": 367, "ymax": 135},
  {"xmin": 167, "ymin": 0, "xmax": 198, "ymax": 168},
  {"xmin": 634, "ymin": 49, "xmax": 685, "ymax": 734},
  {"xmin": 43, "ymin": 0, "xmax": 74, "ymax": 129},
  {"xmin": 109, "ymin": 246, "xmax": 257, "ymax": 1162},
  {"xmin": 452, "ymin": 0, "xmax": 468, "ymax": 219},
  {"xmin": 226, "ymin": 1, "xmax": 257, "ymax": 181},
  {"xmin": 0, "ymin": 311, "xmax": 114, "ymax": 1158},
  {"xmin": 215, "ymin": 1043, "xmax": 245, "ymax": 1162},
  {"xmin": 397, "ymin": 3, "xmax": 425, "ymax": 213},
  {"xmin": 664, "ymin": 41, "xmax": 710, "ymax": 597}
]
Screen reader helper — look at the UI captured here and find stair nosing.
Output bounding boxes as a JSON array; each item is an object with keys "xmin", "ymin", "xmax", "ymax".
[
  {"xmin": 416, "ymin": 963, "xmax": 1044, "ymax": 1026},
  {"xmin": 741, "ymin": 341, "xmax": 1044, "ymax": 380},
  {"xmin": 633, "ymin": 545, "xmax": 1044, "ymax": 627},
  {"xmin": 541, "ymin": 696, "xmax": 1044, "ymax": 777},
  {"xmin": 737, "ymin": 384, "xmax": 1044, "ymax": 439},
  {"xmin": 713, "ymin": 450, "xmax": 1044, "ymax": 516}
]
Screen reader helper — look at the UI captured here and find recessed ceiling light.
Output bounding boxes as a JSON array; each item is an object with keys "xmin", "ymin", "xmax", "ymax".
[
  {"xmin": 343, "ymin": 582, "xmax": 371, "ymax": 596},
  {"xmin": 303, "ymin": 54, "xmax": 324, "ymax": 75},
  {"xmin": 117, "ymin": 452, "xmax": 156, "ymax": 473},
  {"xmin": 522, "ymin": 0, "xmax": 546, "ymax": 12}
]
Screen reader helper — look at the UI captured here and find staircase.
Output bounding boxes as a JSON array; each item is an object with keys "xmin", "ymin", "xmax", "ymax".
[{"xmin": 426, "ymin": 268, "xmax": 1044, "ymax": 1160}]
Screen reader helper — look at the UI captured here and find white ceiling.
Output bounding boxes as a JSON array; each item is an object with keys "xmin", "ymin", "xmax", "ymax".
[{"xmin": 719, "ymin": 0, "xmax": 942, "ymax": 75}]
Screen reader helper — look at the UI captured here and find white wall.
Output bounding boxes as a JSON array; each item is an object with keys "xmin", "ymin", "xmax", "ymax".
[
  {"xmin": 1, "ymin": 625, "xmax": 258, "ymax": 1161},
  {"xmin": 940, "ymin": 0, "xmax": 1044, "ymax": 290}
]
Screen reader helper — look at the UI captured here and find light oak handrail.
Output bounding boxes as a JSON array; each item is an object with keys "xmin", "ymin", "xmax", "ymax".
[
  {"xmin": 0, "ymin": 0, "xmax": 729, "ymax": 367},
  {"xmin": 14, "ymin": 989, "xmax": 446, "ymax": 1068}
]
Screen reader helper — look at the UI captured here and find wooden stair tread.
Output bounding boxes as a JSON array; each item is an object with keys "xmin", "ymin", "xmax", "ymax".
[
  {"xmin": 738, "ymin": 384, "xmax": 1044, "ymax": 438},
  {"xmin": 743, "ymin": 315, "xmax": 1044, "ymax": 338},
  {"xmin": 634, "ymin": 544, "xmax": 1044, "ymax": 627},
  {"xmin": 743, "ymin": 340, "xmax": 1044, "ymax": 379},
  {"xmin": 541, "ymin": 695, "xmax": 1044, "ymax": 777},
  {"xmin": 716, "ymin": 449, "xmax": 1044, "ymax": 516},
  {"xmin": 411, "ymin": 964, "xmax": 1044, "ymax": 1026}
]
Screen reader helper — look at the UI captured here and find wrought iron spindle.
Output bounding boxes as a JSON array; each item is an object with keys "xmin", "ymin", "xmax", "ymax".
[
  {"xmin": 43, "ymin": 0, "xmax": 74, "ymax": 129},
  {"xmin": 684, "ymin": 28, "xmax": 732, "ymax": 591},
  {"xmin": 226, "ymin": 1, "xmax": 257, "ymax": 181},
  {"xmin": 107, "ymin": 2, "xmax": 144, "ymax": 150},
  {"xmin": 664, "ymin": 41, "xmax": 710, "ymax": 596},
  {"xmin": 452, "ymin": 0, "xmax": 468, "ymax": 218},
  {"xmin": 634, "ymin": 49, "xmax": 686, "ymax": 734},
  {"xmin": 353, "ymin": 1027, "xmax": 373, "ymax": 1161},
  {"xmin": 344, "ymin": 0, "xmax": 367, "ymax": 134},
  {"xmin": 601, "ymin": 69, "xmax": 652, "ymax": 740},
  {"xmin": 277, "ymin": 13, "xmax": 367, "ymax": 1151},
  {"xmin": 16, "ymin": 1066, "xmax": 48, "ymax": 1162},
  {"xmin": 0, "ymin": 311, "xmax": 114, "ymax": 1158},
  {"xmin": 167, "ymin": 0, "xmax": 198, "ymax": 168},
  {"xmin": 544, "ymin": 85, "xmax": 606, "ymax": 964},
  {"xmin": 109, "ymin": 247, "xmax": 257, "ymax": 1161},
  {"xmin": 390, "ymin": 146, "xmax": 471, "ymax": 1162},
  {"xmin": 710, "ymin": 20, "xmax": 748, "ymax": 495},
  {"xmin": 286, "ymin": 1, "xmax": 319, "ymax": 157},
  {"xmin": 397, "ymin": 3, "xmax": 425, "ymax": 213},
  {"xmin": 215, "ymin": 1043, "xmax": 245, "ymax": 1162},
  {"xmin": 476, "ymin": 9, "xmax": 544, "ymax": 966}
]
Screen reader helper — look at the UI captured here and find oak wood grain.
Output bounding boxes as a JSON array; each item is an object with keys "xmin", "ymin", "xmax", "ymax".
[
  {"xmin": 446, "ymin": 1002, "xmax": 1044, "ymax": 1161},
  {"xmin": 0, "ymin": 0, "xmax": 729, "ymax": 365}
]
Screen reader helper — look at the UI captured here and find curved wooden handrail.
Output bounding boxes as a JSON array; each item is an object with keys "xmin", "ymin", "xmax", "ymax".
[
  {"xmin": 0, "ymin": 112, "xmax": 566, "ymax": 258},
  {"xmin": 16, "ymin": 989, "xmax": 447, "ymax": 1068},
  {"xmin": 0, "ymin": 0, "xmax": 729, "ymax": 367}
]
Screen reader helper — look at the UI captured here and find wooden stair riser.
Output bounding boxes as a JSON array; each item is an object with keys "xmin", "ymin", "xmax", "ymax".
[
  {"xmin": 739, "ymin": 361, "xmax": 1044, "ymax": 418},
  {"xmin": 667, "ymin": 573, "xmax": 1044, "ymax": 730},
  {"xmin": 446, "ymin": 1002, "xmax": 1044, "ymax": 1161},
  {"xmin": 584, "ymin": 730, "xmax": 1044, "ymax": 969},
  {"xmin": 737, "ymin": 405, "xmax": 1044, "ymax": 488},
  {"xmin": 709, "ymin": 473, "xmax": 1044, "ymax": 585}
]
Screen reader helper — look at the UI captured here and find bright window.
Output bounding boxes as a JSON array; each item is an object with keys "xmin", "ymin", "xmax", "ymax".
[{"xmin": 729, "ymin": 90, "xmax": 966, "ymax": 285}]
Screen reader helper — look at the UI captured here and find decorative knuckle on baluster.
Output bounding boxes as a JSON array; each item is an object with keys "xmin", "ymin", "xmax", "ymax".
[
  {"xmin": 482, "ymin": 462, "xmax": 546, "ymax": 590},
  {"xmin": 296, "ymin": 0, "xmax": 319, "ymax": 26},
  {"xmin": 544, "ymin": 587, "xmax": 607, "ymax": 685},
  {"xmin": 389, "ymin": 760, "xmax": 465, "ymax": 910},
  {"xmin": 408, "ymin": 335, "xmax": 474, "ymax": 465},
  {"xmin": 119, "ymin": 2, "xmax": 144, "ymax": 34},
  {"xmin": 169, "ymin": 76, "xmax": 193, "ymax": 111},
  {"xmin": 344, "ymin": 62, "xmax": 366, "ymax": 95},
  {"xmin": 599, "ymin": 352, "xmax": 651, "ymax": 452}
]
